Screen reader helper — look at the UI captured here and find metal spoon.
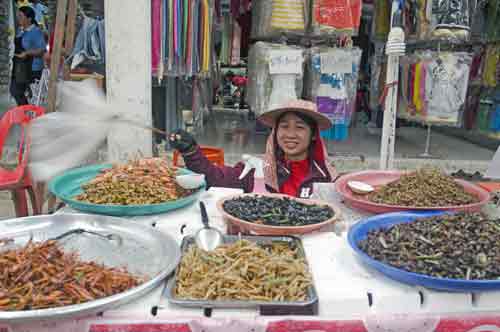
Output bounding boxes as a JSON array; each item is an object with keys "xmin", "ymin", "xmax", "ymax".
[
  {"xmin": 50, "ymin": 228, "xmax": 123, "ymax": 246},
  {"xmin": 195, "ymin": 201, "xmax": 223, "ymax": 251}
]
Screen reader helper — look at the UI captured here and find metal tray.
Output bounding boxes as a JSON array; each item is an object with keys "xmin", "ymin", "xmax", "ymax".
[
  {"xmin": 49, "ymin": 164, "xmax": 205, "ymax": 216},
  {"xmin": 0, "ymin": 214, "xmax": 181, "ymax": 322},
  {"xmin": 165, "ymin": 235, "xmax": 318, "ymax": 315}
]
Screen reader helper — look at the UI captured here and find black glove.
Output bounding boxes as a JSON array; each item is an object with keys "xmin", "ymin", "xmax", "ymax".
[{"xmin": 168, "ymin": 129, "xmax": 197, "ymax": 153}]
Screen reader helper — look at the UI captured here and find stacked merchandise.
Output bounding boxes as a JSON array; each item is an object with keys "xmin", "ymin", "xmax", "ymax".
[
  {"xmin": 306, "ymin": 47, "xmax": 362, "ymax": 141},
  {"xmin": 151, "ymin": 0, "xmax": 214, "ymax": 78},
  {"xmin": 251, "ymin": 0, "xmax": 309, "ymax": 39},
  {"xmin": 429, "ymin": 0, "xmax": 470, "ymax": 41},
  {"xmin": 373, "ymin": 0, "xmax": 471, "ymax": 42},
  {"xmin": 251, "ymin": 0, "xmax": 361, "ymax": 39},
  {"xmin": 310, "ymin": 0, "xmax": 362, "ymax": 36},
  {"xmin": 246, "ymin": 42, "xmax": 305, "ymax": 117},
  {"xmin": 248, "ymin": 1, "xmax": 363, "ymax": 139},
  {"xmin": 398, "ymin": 51, "xmax": 472, "ymax": 125}
]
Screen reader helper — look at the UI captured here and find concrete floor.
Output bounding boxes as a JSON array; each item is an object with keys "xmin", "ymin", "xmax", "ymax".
[{"xmin": 0, "ymin": 107, "xmax": 497, "ymax": 220}]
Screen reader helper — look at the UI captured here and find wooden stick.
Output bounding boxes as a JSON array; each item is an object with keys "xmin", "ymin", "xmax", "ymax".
[
  {"xmin": 63, "ymin": 0, "xmax": 78, "ymax": 80},
  {"xmin": 47, "ymin": 0, "xmax": 69, "ymax": 113}
]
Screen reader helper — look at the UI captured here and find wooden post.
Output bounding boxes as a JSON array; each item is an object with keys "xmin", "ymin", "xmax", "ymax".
[
  {"xmin": 104, "ymin": 0, "xmax": 153, "ymax": 162},
  {"xmin": 63, "ymin": 0, "xmax": 78, "ymax": 80},
  {"xmin": 46, "ymin": 0, "xmax": 68, "ymax": 113}
]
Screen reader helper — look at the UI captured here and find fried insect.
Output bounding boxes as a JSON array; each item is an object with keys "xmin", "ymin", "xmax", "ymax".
[
  {"xmin": 0, "ymin": 240, "xmax": 143, "ymax": 311},
  {"xmin": 175, "ymin": 240, "xmax": 312, "ymax": 302},
  {"xmin": 76, "ymin": 158, "xmax": 191, "ymax": 205},
  {"xmin": 358, "ymin": 213, "xmax": 500, "ymax": 280},
  {"xmin": 368, "ymin": 168, "xmax": 479, "ymax": 207}
]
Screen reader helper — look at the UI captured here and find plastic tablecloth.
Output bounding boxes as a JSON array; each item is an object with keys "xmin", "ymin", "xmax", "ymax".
[{"xmin": 6, "ymin": 187, "xmax": 500, "ymax": 332}]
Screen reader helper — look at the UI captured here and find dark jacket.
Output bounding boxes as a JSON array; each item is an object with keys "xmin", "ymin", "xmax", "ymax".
[{"xmin": 181, "ymin": 146, "xmax": 335, "ymax": 198}]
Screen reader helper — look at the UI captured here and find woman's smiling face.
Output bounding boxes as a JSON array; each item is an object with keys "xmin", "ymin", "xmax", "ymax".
[{"xmin": 276, "ymin": 112, "xmax": 313, "ymax": 161}]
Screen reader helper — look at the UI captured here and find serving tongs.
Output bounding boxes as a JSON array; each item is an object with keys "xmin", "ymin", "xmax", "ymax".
[
  {"xmin": 0, "ymin": 228, "xmax": 123, "ymax": 249},
  {"xmin": 50, "ymin": 228, "xmax": 123, "ymax": 246}
]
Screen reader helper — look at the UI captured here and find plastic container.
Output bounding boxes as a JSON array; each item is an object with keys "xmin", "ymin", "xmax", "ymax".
[
  {"xmin": 335, "ymin": 170, "xmax": 491, "ymax": 214},
  {"xmin": 49, "ymin": 164, "xmax": 205, "ymax": 216},
  {"xmin": 348, "ymin": 211, "xmax": 500, "ymax": 292},
  {"xmin": 217, "ymin": 193, "xmax": 342, "ymax": 236},
  {"xmin": 173, "ymin": 146, "xmax": 225, "ymax": 167}
]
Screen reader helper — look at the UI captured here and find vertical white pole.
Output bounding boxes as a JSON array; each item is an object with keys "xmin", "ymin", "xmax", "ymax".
[
  {"xmin": 379, "ymin": 0, "xmax": 405, "ymax": 170},
  {"xmin": 105, "ymin": 0, "xmax": 153, "ymax": 162}
]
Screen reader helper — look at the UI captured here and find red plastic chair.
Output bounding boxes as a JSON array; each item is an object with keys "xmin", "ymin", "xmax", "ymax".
[{"xmin": 0, "ymin": 105, "xmax": 45, "ymax": 217}]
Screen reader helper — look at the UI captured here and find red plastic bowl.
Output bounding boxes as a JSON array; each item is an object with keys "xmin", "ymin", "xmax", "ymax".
[
  {"xmin": 217, "ymin": 193, "xmax": 342, "ymax": 236},
  {"xmin": 335, "ymin": 170, "xmax": 491, "ymax": 214}
]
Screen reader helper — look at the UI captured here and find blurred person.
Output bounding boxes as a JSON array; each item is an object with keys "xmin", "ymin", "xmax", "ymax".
[{"xmin": 9, "ymin": 6, "xmax": 46, "ymax": 105}]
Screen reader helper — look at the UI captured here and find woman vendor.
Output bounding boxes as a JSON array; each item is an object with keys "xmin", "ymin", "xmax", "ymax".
[
  {"xmin": 9, "ymin": 6, "xmax": 46, "ymax": 105},
  {"xmin": 169, "ymin": 100, "xmax": 337, "ymax": 198}
]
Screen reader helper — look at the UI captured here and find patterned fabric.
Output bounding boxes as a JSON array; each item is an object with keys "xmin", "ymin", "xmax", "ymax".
[{"xmin": 271, "ymin": 0, "xmax": 306, "ymax": 31}]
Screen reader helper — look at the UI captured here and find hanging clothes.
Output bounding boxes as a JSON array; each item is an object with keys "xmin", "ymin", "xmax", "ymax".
[
  {"xmin": 152, "ymin": 0, "xmax": 162, "ymax": 73},
  {"xmin": 152, "ymin": 0, "xmax": 213, "ymax": 77},
  {"xmin": 236, "ymin": 10, "xmax": 251, "ymax": 58},
  {"xmin": 483, "ymin": 45, "xmax": 499, "ymax": 88},
  {"xmin": 374, "ymin": 0, "xmax": 390, "ymax": 39},
  {"xmin": 306, "ymin": 47, "xmax": 362, "ymax": 141},
  {"xmin": 67, "ymin": 16, "xmax": 106, "ymax": 70},
  {"xmin": 399, "ymin": 52, "xmax": 472, "ymax": 126}
]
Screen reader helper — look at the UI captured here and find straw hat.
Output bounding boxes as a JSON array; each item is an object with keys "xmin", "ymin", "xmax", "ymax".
[{"xmin": 258, "ymin": 99, "xmax": 332, "ymax": 131}]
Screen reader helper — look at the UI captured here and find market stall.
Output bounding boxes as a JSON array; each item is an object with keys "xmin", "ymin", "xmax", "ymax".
[
  {"xmin": 3, "ymin": 168, "xmax": 500, "ymax": 331},
  {"xmin": 4, "ymin": 1, "xmax": 500, "ymax": 332}
]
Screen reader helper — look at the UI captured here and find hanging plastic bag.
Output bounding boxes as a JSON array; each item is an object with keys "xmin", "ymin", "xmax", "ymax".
[
  {"xmin": 422, "ymin": 51, "xmax": 472, "ymax": 125},
  {"xmin": 246, "ymin": 42, "xmax": 304, "ymax": 117},
  {"xmin": 430, "ymin": 0, "xmax": 470, "ymax": 41},
  {"xmin": 311, "ymin": 0, "xmax": 354, "ymax": 36},
  {"xmin": 251, "ymin": 0, "xmax": 308, "ymax": 39},
  {"xmin": 305, "ymin": 46, "xmax": 361, "ymax": 141}
]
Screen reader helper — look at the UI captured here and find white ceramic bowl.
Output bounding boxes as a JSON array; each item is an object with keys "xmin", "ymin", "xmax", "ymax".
[
  {"xmin": 347, "ymin": 180, "xmax": 374, "ymax": 195},
  {"xmin": 176, "ymin": 174, "xmax": 206, "ymax": 190}
]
